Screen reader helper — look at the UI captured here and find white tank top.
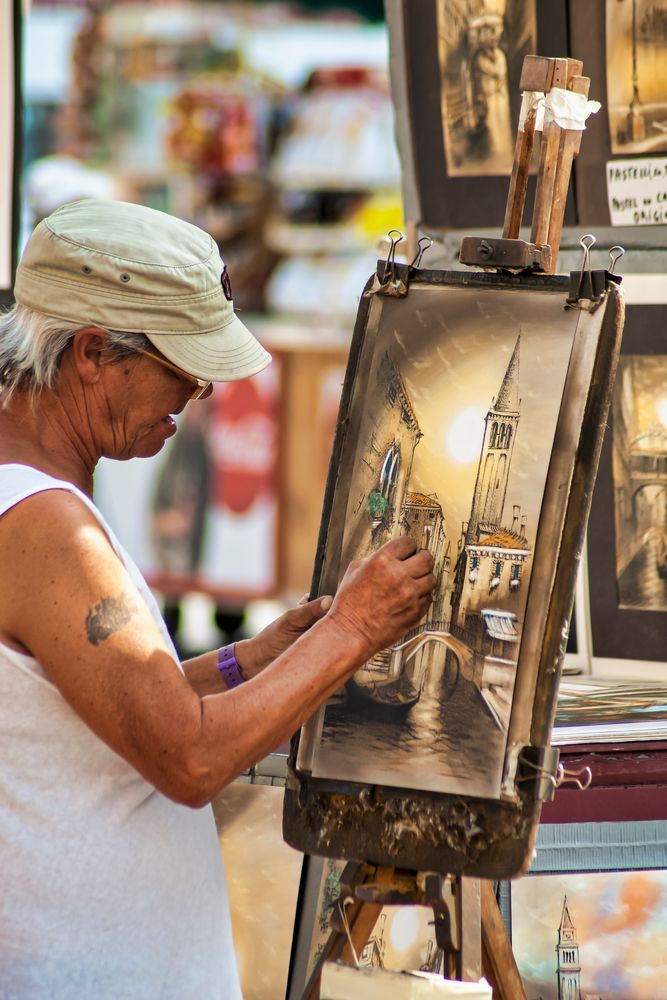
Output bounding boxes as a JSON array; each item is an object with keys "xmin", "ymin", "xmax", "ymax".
[{"xmin": 0, "ymin": 465, "xmax": 241, "ymax": 999}]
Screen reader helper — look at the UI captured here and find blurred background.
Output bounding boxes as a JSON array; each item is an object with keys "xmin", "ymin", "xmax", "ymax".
[{"xmin": 21, "ymin": 0, "xmax": 405, "ymax": 656}]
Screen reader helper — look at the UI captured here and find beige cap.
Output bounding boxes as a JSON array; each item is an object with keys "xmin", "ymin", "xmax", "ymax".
[{"xmin": 14, "ymin": 199, "xmax": 272, "ymax": 383}]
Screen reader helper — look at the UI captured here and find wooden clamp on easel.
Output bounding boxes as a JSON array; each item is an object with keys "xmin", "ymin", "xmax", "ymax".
[
  {"xmin": 301, "ymin": 863, "xmax": 527, "ymax": 1000},
  {"xmin": 459, "ymin": 55, "xmax": 592, "ymax": 274}
]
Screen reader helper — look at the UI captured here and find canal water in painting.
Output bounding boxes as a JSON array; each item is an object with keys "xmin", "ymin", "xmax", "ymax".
[{"xmin": 319, "ymin": 650, "xmax": 508, "ymax": 799}]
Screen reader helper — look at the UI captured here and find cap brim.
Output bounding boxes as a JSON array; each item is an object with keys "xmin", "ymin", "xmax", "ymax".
[{"xmin": 145, "ymin": 313, "xmax": 271, "ymax": 383}]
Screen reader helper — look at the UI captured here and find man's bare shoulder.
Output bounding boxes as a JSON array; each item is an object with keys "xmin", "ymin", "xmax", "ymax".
[
  {"xmin": 0, "ymin": 488, "xmax": 120, "ymax": 650},
  {"xmin": 0, "ymin": 486, "xmax": 113, "ymax": 560}
]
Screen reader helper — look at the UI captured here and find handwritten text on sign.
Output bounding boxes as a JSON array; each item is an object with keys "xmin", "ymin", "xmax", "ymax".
[{"xmin": 607, "ymin": 157, "xmax": 667, "ymax": 226}]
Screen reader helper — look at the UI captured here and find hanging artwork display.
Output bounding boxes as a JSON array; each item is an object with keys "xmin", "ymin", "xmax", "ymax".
[
  {"xmin": 284, "ymin": 263, "xmax": 624, "ymax": 878},
  {"xmin": 612, "ymin": 355, "xmax": 667, "ymax": 612},
  {"xmin": 606, "ymin": 0, "xmax": 667, "ymax": 156},
  {"xmin": 588, "ymin": 304, "xmax": 667, "ymax": 667},
  {"xmin": 384, "ymin": 0, "xmax": 571, "ymax": 229},
  {"xmin": 435, "ymin": 0, "xmax": 537, "ymax": 177}
]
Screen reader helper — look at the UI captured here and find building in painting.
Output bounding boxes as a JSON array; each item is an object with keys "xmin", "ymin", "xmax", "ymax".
[
  {"xmin": 466, "ymin": 335, "xmax": 520, "ymax": 546},
  {"xmin": 450, "ymin": 337, "xmax": 532, "ymax": 689},
  {"xmin": 556, "ymin": 897, "xmax": 582, "ymax": 1000},
  {"xmin": 402, "ymin": 491, "xmax": 451, "ymax": 628},
  {"xmin": 345, "ymin": 352, "xmax": 422, "ymax": 563}
]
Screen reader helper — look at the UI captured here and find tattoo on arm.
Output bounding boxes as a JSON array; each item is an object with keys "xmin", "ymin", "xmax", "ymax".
[{"xmin": 85, "ymin": 594, "xmax": 137, "ymax": 646}]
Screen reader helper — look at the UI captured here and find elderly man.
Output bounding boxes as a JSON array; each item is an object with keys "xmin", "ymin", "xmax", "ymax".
[{"xmin": 0, "ymin": 199, "xmax": 435, "ymax": 998}]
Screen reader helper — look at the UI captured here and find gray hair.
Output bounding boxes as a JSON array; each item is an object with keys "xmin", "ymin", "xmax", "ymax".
[{"xmin": 0, "ymin": 303, "xmax": 151, "ymax": 407}]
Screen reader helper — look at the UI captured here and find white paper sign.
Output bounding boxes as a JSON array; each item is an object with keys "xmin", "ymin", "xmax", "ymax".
[{"xmin": 606, "ymin": 156, "xmax": 667, "ymax": 226}]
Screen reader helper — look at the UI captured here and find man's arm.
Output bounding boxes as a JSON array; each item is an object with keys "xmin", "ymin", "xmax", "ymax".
[
  {"xmin": 181, "ymin": 595, "xmax": 333, "ymax": 695},
  {"xmin": 0, "ymin": 490, "xmax": 434, "ymax": 807}
]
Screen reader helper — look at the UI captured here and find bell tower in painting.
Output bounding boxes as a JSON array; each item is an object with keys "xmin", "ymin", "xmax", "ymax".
[
  {"xmin": 466, "ymin": 336, "xmax": 521, "ymax": 544},
  {"xmin": 556, "ymin": 896, "xmax": 582, "ymax": 1000}
]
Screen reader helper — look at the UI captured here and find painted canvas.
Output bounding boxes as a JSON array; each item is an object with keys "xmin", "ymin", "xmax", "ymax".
[
  {"xmin": 606, "ymin": 0, "xmax": 667, "ymax": 155},
  {"xmin": 306, "ymin": 859, "xmax": 440, "ymax": 978},
  {"xmin": 511, "ymin": 869, "xmax": 667, "ymax": 999},
  {"xmin": 436, "ymin": 0, "xmax": 536, "ymax": 176},
  {"xmin": 300, "ymin": 281, "xmax": 580, "ymax": 800},
  {"xmin": 611, "ymin": 355, "xmax": 667, "ymax": 612},
  {"xmin": 213, "ymin": 782, "xmax": 303, "ymax": 1000}
]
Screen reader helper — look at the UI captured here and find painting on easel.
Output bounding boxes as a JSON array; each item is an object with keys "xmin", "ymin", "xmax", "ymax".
[
  {"xmin": 436, "ymin": 0, "xmax": 537, "ymax": 176},
  {"xmin": 298, "ymin": 276, "xmax": 580, "ymax": 800},
  {"xmin": 288, "ymin": 263, "xmax": 623, "ymax": 877},
  {"xmin": 287, "ymin": 42, "xmax": 624, "ymax": 876}
]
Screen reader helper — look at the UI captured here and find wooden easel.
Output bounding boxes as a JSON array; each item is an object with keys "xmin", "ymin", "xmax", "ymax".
[
  {"xmin": 299, "ymin": 53, "xmax": 596, "ymax": 1000},
  {"xmin": 300, "ymin": 862, "xmax": 526, "ymax": 999},
  {"xmin": 458, "ymin": 54, "xmax": 591, "ymax": 274}
]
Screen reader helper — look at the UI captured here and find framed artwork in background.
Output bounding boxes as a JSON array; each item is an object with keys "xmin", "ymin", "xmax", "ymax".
[
  {"xmin": 605, "ymin": 0, "xmax": 667, "ymax": 157},
  {"xmin": 588, "ymin": 304, "xmax": 667, "ymax": 676},
  {"xmin": 385, "ymin": 0, "xmax": 574, "ymax": 230},
  {"xmin": 284, "ymin": 264, "xmax": 623, "ymax": 879},
  {"xmin": 0, "ymin": 0, "xmax": 21, "ymax": 306},
  {"xmin": 212, "ymin": 782, "xmax": 304, "ymax": 1000},
  {"xmin": 569, "ymin": 0, "xmax": 667, "ymax": 226},
  {"xmin": 511, "ymin": 868, "xmax": 667, "ymax": 999}
]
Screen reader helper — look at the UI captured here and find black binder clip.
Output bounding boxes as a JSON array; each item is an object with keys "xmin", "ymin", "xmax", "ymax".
[
  {"xmin": 410, "ymin": 235, "xmax": 433, "ymax": 270},
  {"xmin": 365, "ymin": 229, "xmax": 409, "ymax": 298},
  {"xmin": 567, "ymin": 235, "xmax": 624, "ymax": 306}
]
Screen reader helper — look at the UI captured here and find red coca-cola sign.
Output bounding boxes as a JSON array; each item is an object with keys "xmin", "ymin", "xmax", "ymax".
[{"xmin": 209, "ymin": 366, "xmax": 279, "ymax": 515}]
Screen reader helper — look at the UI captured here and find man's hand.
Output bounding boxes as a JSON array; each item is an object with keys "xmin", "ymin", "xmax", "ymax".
[
  {"xmin": 326, "ymin": 537, "xmax": 436, "ymax": 661},
  {"xmin": 235, "ymin": 595, "xmax": 333, "ymax": 680}
]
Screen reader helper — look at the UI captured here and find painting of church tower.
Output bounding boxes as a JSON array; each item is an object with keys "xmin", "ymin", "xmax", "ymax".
[
  {"xmin": 467, "ymin": 335, "xmax": 521, "ymax": 545},
  {"xmin": 556, "ymin": 897, "xmax": 582, "ymax": 1000},
  {"xmin": 449, "ymin": 336, "xmax": 533, "ymax": 717}
]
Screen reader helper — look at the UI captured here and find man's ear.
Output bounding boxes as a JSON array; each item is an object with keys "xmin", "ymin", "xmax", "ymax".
[{"xmin": 70, "ymin": 327, "xmax": 110, "ymax": 386}]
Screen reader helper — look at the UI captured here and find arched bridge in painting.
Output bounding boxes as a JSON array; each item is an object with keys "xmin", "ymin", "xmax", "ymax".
[{"xmin": 350, "ymin": 624, "xmax": 474, "ymax": 710}]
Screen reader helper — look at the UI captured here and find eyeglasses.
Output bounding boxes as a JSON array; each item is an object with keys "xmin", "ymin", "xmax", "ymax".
[{"xmin": 132, "ymin": 345, "xmax": 212, "ymax": 401}]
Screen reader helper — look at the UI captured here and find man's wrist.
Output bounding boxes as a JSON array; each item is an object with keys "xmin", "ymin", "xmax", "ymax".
[{"xmin": 216, "ymin": 643, "xmax": 246, "ymax": 689}]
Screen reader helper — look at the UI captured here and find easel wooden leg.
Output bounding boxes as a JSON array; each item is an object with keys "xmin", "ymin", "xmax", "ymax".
[
  {"xmin": 481, "ymin": 880, "xmax": 528, "ymax": 1000},
  {"xmin": 299, "ymin": 866, "xmax": 526, "ymax": 1000}
]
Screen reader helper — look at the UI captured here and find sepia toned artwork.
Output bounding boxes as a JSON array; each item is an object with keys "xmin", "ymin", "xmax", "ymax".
[
  {"xmin": 611, "ymin": 355, "xmax": 667, "ymax": 612},
  {"xmin": 299, "ymin": 280, "xmax": 580, "ymax": 800},
  {"xmin": 511, "ymin": 870, "xmax": 667, "ymax": 999},
  {"xmin": 212, "ymin": 783, "xmax": 303, "ymax": 1000},
  {"xmin": 436, "ymin": 0, "xmax": 536, "ymax": 176},
  {"xmin": 606, "ymin": 0, "xmax": 667, "ymax": 154},
  {"xmin": 306, "ymin": 860, "xmax": 440, "ymax": 978}
]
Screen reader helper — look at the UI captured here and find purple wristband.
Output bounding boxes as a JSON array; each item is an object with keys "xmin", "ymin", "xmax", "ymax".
[{"xmin": 217, "ymin": 643, "xmax": 245, "ymax": 689}]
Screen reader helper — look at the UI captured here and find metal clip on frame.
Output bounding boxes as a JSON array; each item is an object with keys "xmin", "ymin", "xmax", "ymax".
[
  {"xmin": 555, "ymin": 763, "xmax": 593, "ymax": 791},
  {"xmin": 567, "ymin": 234, "xmax": 624, "ymax": 305},
  {"xmin": 516, "ymin": 745, "xmax": 561, "ymax": 802},
  {"xmin": 410, "ymin": 235, "xmax": 434, "ymax": 270},
  {"xmin": 364, "ymin": 229, "xmax": 410, "ymax": 299}
]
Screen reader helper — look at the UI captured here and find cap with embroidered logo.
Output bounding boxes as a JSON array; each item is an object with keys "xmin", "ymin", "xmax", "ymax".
[{"xmin": 14, "ymin": 199, "xmax": 271, "ymax": 383}]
